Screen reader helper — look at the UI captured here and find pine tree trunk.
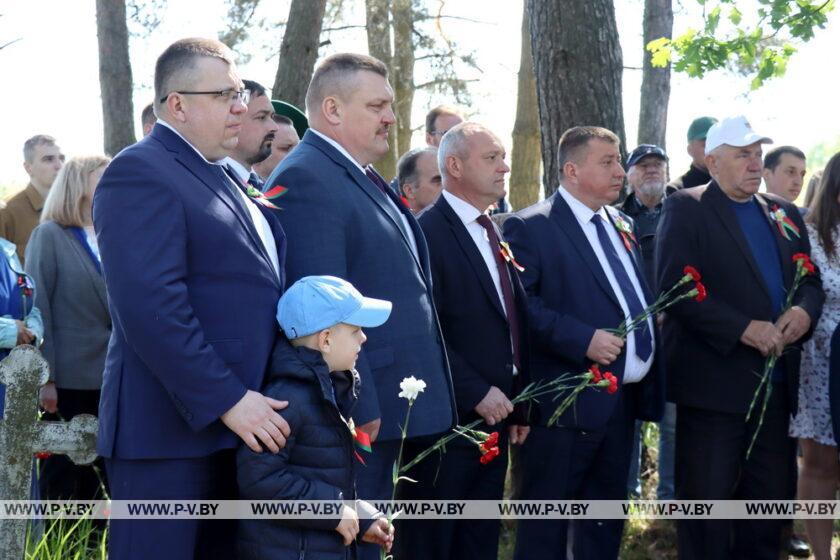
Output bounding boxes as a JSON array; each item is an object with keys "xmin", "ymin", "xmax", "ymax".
[
  {"xmin": 529, "ymin": 0, "xmax": 626, "ymax": 198},
  {"xmin": 95, "ymin": 0, "xmax": 135, "ymax": 155},
  {"xmin": 638, "ymin": 0, "xmax": 673, "ymax": 149},
  {"xmin": 391, "ymin": 0, "xmax": 415, "ymax": 159},
  {"xmin": 365, "ymin": 0, "xmax": 397, "ymax": 180},
  {"xmin": 272, "ymin": 0, "xmax": 327, "ymax": 109},
  {"xmin": 509, "ymin": 0, "xmax": 541, "ymax": 211}
]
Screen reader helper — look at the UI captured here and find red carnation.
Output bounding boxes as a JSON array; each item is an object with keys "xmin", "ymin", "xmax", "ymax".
[
  {"xmin": 683, "ymin": 265, "xmax": 701, "ymax": 282},
  {"xmin": 34, "ymin": 452, "xmax": 51, "ymax": 460},
  {"xmin": 792, "ymin": 253, "xmax": 809, "ymax": 262},
  {"xmin": 603, "ymin": 372, "xmax": 618, "ymax": 394},
  {"xmin": 480, "ymin": 446, "xmax": 500, "ymax": 465},
  {"xmin": 589, "ymin": 364, "xmax": 603, "ymax": 382},
  {"xmin": 482, "ymin": 431, "xmax": 499, "ymax": 449},
  {"xmin": 805, "ymin": 262, "xmax": 815, "ymax": 274},
  {"xmin": 694, "ymin": 283, "xmax": 707, "ymax": 302}
]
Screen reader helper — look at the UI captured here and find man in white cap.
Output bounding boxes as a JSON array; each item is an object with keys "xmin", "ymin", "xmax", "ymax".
[{"xmin": 655, "ymin": 116, "xmax": 825, "ymax": 559}]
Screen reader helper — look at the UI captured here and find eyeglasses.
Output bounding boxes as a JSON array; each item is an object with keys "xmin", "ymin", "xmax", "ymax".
[
  {"xmin": 158, "ymin": 88, "xmax": 250, "ymax": 106},
  {"xmin": 429, "ymin": 129, "xmax": 450, "ymax": 137}
]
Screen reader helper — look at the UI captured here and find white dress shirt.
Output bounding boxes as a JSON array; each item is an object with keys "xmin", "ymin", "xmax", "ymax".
[
  {"xmin": 441, "ymin": 190, "xmax": 508, "ymax": 316},
  {"xmin": 157, "ymin": 120, "xmax": 280, "ymax": 279},
  {"xmin": 309, "ymin": 129, "xmax": 418, "ymax": 256},
  {"xmin": 556, "ymin": 185, "xmax": 654, "ymax": 383}
]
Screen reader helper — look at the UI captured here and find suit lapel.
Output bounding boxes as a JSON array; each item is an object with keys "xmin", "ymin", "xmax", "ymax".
[
  {"xmin": 755, "ymin": 194, "xmax": 795, "ymax": 287},
  {"xmin": 603, "ymin": 208, "xmax": 653, "ymax": 302},
  {"xmin": 549, "ymin": 193, "xmax": 622, "ymax": 311},
  {"xmin": 155, "ymin": 127, "xmax": 280, "ymax": 289},
  {"xmin": 436, "ymin": 197, "xmax": 506, "ymax": 319},
  {"xmin": 706, "ymin": 183, "xmax": 772, "ymax": 302},
  {"xmin": 61, "ymin": 227, "xmax": 108, "ymax": 314},
  {"xmin": 303, "ymin": 132, "xmax": 429, "ymax": 280}
]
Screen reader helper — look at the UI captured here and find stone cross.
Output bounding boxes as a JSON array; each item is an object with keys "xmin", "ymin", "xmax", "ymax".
[{"xmin": 0, "ymin": 346, "xmax": 98, "ymax": 560}]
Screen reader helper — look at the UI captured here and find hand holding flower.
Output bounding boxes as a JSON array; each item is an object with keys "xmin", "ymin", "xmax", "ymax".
[
  {"xmin": 775, "ymin": 305, "xmax": 811, "ymax": 345},
  {"xmin": 362, "ymin": 517, "xmax": 394, "ymax": 552},
  {"xmin": 740, "ymin": 320, "xmax": 785, "ymax": 357},
  {"xmin": 586, "ymin": 329, "xmax": 624, "ymax": 365},
  {"xmin": 509, "ymin": 425, "xmax": 530, "ymax": 444},
  {"xmin": 474, "ymin": 386, "xmax": 514, "ymax": 426}
]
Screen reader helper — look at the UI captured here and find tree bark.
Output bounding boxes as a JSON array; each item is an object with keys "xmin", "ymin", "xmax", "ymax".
[
  {"xmin": 365, "ymin": 0, "xmax": 397, "ymax": 180},
  {"xmin": 95, "ymin": 0, "xmax": 136, "ymax": 155},
  {"xmin": 509, "ymin": 0, "xmax": 541, "ymax": 211},
  {"xmin": 638, "ymin": 0, "xmax": 673, "ymax": 149},
  {"xmin": 529, "ymin": 0, "xmax": 626, "ymax": 198},
  {"xmin": 391, "ymin": 0, "xmax": 415, "ymax": 160},
  {"xmin": 272, "ymin": 0, "xmax": 327, "ymax": 109}
]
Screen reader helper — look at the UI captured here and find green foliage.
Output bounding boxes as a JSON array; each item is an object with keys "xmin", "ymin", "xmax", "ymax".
[
  {"xmin": 26, "ymin": 517, "xmax": 107, "ymax": 560},
  {"xmin": 806, "ymin": 136, "xmax": 840, "ymax": 173},
  {"xmin": 647, "ymin": 0, "xmax": 834, "ymax": 89}
]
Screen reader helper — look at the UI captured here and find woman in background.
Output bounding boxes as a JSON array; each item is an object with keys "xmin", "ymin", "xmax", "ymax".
[{"xmin": 26, "ymin": 155, "xmax": 111, "ymax": 500}]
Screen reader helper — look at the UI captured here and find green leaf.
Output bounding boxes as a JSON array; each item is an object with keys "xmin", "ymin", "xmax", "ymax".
[
  {"xmin": 646, "ymin": 37, "xmax": 672, "ymax": 67},
  {"xmin": 705, "ymin": 6, "xmax": 722, "ymax": 33},
  {"xmin": 728, "ymin": 6, "xmax": 743, "ymax": 25}
]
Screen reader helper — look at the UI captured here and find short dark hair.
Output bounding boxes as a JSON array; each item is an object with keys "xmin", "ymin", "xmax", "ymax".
[
  {"xmin": 557, "ymin": 126, "xmax": 620, "ymax": 179},
  {"xmin": 397, "ymin": 148, "xmax": 437, "ymax": 194},
  {"xmin": 141, "ymin": 103, "xmax": 156, "ymax": 128},
  {"xmin": 243, "ymin": 79, "xmax": 267, "ymax": 100},
  {"xmin": 425, "ymin": 105, "xmax": 462, "ymax": 134},
  {"xmin": 764, "ymin": 145, "xmax": 806, "ymax": 171},
  {"xmin": 305, "ymin": 53, "xmax": 388, "ymax": 114},
  {"xmin": 154, "ymin": 38, "xmax": 236, "ymax": 112}
]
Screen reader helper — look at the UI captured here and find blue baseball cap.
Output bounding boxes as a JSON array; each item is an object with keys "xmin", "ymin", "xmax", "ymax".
[{"xmin": 277, "ymin": 276, "xmax": 392, "ymax": 339}]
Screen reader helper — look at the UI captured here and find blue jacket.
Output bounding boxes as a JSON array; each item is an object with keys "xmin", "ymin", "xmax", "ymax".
[
  {"xmin": 93, "ymin": 123, "xmax": 286, "ymax": 459},
  {"xmin": 237, "ymin": 340, "xmax": 378, "ymax": 560},
  {"xmin": 266, "ymin": 130, "xmax": 455, "ymax": 440},
  {"xmin": 503, "ymin": 192, "xmax": 665, "ymax": 429}
]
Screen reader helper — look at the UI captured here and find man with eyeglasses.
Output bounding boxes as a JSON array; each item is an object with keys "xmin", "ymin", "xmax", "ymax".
[
  {"xmin": 425, "ymin": 105, "xmax": 464, "ymax": 147},
  {"xmin": 93, "ymin": 38, "xmax": 288, "ymax": 560},
  {"xmin": 221, "ymin": 79, "xmax": 279, "ymax": 191}
]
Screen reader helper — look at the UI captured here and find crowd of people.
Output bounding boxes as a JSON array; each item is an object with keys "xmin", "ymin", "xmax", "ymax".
[{"xmin": 3, "ymin": 35, "xmax": 840, "ymax": 560}]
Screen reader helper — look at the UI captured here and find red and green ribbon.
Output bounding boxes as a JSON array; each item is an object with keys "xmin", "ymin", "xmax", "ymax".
[{"xmin": 352, "ymin": 428, "xmax": 372, "ymax": 465}]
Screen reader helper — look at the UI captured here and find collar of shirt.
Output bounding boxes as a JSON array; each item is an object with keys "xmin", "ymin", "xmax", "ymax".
[
  {"xmin": 157, "ymin": 119, "xmax": 228, "ymax": 166},
  {"xmin": 441, "ymin": 190, "xmax": 484, "ymax": 227},
  {"xmin": 309, "ymin": 129, "xmax": 366, "ymax": 174},
  {"xmin": 220, "ymin": 157, "xmax": 251, "ymax": 183},
  {"xmin": 557, "ymin": 184, "xmax": 612, "ymax": 227}
]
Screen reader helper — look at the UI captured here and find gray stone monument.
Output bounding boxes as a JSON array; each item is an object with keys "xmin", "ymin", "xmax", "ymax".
[{"xmin": 0, "ymin": 346, "xmax": 98, "ymax": 560}]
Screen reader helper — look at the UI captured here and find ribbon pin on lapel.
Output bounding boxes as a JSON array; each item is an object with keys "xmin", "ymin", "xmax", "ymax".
[
  {"xmin": 612, "ymin": 214, "xmax": 637, "ymax": 252},
  {"xmin": 246, "ymin": 185, "xmax": 288, "ymax": 210},
  {"xmin": 769, "ymin": 204, "xmax": 800, "ymax": 241}
]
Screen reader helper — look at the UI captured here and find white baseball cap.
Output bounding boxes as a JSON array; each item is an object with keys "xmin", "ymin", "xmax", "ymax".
[{"xmin": 704, "ymin": 116, "xmax": 773, "ymax": 155}]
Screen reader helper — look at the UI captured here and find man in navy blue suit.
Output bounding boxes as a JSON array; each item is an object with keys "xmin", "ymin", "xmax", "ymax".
[
  {"xmin": 94, "ymin": 38, "xmax": 289, "ymax": 559},
  {"xmin": 264, "ymin": 53, "xmax": 455, "ymax": 559},
  {"xmin": 503, "ymin": 126, "xmax": 664, "ymax": 560}
]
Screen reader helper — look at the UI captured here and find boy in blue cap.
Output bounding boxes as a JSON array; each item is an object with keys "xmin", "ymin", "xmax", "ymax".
[{"xmin": 237, "ymin": 275, "xmax": 395, "ymax": 559}]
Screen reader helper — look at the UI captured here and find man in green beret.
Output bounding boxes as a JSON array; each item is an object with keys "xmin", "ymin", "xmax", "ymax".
[{"xmin": 666, "ymin": 116, "xmax": 717, "ymax": 195}]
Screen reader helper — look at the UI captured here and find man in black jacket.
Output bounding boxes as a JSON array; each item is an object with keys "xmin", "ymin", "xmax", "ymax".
[
  {"xmin": 409, "ymin": 122, "xmax": 530, "ymax": 559},
  {"xmin": 656, "ymin": 116, "xmax": 825, "ymax": 559}
]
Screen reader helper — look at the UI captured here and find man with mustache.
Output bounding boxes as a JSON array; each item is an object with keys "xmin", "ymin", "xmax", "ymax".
[
  {"xmin": 656, "ymin": 116, "xmax": 824, "ymax": 559},
  {"xmin": 264, "ymin": 53, "xmax": 455, "ymax": 560},
  {"xmin": 222, "ymin": 79, "xmax": 279, "ymax": 191}
]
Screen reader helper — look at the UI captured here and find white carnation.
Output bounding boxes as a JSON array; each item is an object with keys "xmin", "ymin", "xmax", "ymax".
[{"xmin": 398, "ymin": 376, "xmax": 426, "ymax": 402}]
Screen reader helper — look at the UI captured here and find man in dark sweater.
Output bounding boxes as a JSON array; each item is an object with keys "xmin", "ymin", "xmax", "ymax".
[{"xmin": 666, "ymin": 116, "xmax": 717, "ymax": 195}]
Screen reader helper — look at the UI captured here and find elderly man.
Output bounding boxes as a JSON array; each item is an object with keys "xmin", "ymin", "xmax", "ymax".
[
  {"xmin": 656, "ymin": 116, "xmax": 824, "ymax": 559},
  {"xmin": 397, "ymin": 147, "xmax": 442, "ymax": 214},
  {"xmin": 763, "ymin": 145, "xmax": 807, "ymax": 205},
  {"xmin": 504, "ymin": 126, "xmax": 665, "ymax": 560},
  {"xmin": 1, "ymin": 135, "xmax": 64, "ymax": 263},
  {"xmin": 667, "ymin": 116, "xmax": 717, "ymax": 194},
  {"xmin": 264, "ymin": 53, "xmax": 454, "ymax": 560},
  {"xmin": 620, "ymin": 144, "xmax": 678, "ymax": 502},
  {"xmin": 220, "ymin": 79, "xmax": 279, "ymax": 190},
  {"xmin": 409, "ymin": 123, "xmax": 530, "ymax": 559},
  {"xmin": 94, "ymin": 38, "xmax": 288, "ymax": 559}
]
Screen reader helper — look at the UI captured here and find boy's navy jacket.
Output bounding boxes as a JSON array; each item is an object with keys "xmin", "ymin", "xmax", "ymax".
[{"xmin": 237, "ymin": 339, "xmax": 379, "ymax": 560}]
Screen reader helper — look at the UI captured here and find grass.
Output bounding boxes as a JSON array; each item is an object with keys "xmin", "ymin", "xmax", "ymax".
[{"xmin": 25, "ymin": 517, "xmax": 106, "ymax": 560}]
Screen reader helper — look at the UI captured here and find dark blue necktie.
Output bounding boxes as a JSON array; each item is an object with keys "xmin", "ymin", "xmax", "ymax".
[
  {"xmin": 248, "ymin": 172, "xmax": 264, "ymax": 191},
  {"xmin": 591, "ymin": 214, "xmax": 652, "ymax": 361}
]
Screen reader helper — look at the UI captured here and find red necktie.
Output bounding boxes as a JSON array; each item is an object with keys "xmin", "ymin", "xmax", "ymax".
[{"xmin": 476, "ymin": 214, "xmax": 522, "ymax": 371}]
